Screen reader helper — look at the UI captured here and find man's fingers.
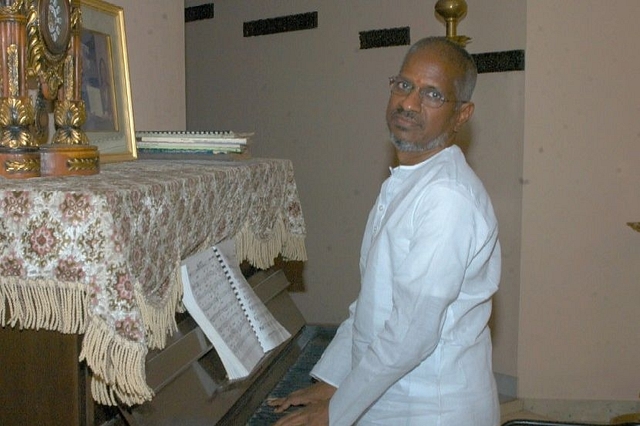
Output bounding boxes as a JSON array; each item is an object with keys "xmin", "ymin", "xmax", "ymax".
[
  {"xmin": 267, "ymin": 397, "xmax": 290, "ymax": 412},
  {"xmin": 266, "ymin": 397, "xmax": 284, "ymax": 406}
]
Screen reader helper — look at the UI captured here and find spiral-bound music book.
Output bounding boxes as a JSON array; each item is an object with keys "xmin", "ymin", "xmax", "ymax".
[{"xmin": 180, "ymin": 239, "xmax": 291, "ymax": 380}]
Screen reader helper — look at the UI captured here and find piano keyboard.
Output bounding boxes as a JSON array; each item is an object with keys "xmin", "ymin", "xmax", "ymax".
[{"xmin": 247, "ymin": 325, "xmax": 336, "ymax": 425}]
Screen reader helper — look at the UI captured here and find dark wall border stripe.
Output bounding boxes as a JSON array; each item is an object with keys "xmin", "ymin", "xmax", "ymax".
[
  {"xmin": 185, "ymin": 3, "xmax": 214, "ymax": 23},
  {"xmin": 359, "ymin": 27, "xmax": 410, "ymax": 50},
  {"xmin": 244, "ymin": 12, "xmax": 318, "ymax": 37},
  {"xmin": 472, "ymin": 50, "xmax": 525, "ymax": 74}
]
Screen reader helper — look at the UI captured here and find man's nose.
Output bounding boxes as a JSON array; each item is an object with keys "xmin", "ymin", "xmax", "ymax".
[{"xmin": 398, "ymin": 88, "xmax": 422, "ymax": 111}]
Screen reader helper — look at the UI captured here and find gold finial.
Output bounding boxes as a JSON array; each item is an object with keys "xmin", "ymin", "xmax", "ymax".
[{"xmin": 434, "ymin": 0, "xmax": 471, "ymax": 47}]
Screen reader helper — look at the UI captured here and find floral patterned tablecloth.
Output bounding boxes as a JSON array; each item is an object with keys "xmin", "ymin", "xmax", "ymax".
[{"xmin": 0, "ymin": 158, "xmax": 307, "ymax": 406}]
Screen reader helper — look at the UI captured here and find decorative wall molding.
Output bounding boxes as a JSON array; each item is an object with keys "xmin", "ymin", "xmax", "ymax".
[
  {"xmin": 359, "ymin": 27, "xmax": 411, "ymax": 50},
  {"xmin": 243, "ymin": 12, "xmax": 318, "ymax": 37},
  {"xmin": 472, "ymin": 50, "xmax": 525, "ymax": 74},
  {"xmin": 185, "ymin": 3, "xmax": 214, "ymax": 23}
]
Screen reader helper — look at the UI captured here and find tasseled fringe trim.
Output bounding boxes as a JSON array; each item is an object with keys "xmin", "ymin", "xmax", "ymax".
[
  {"xmin": 135, "ymin": 262, "xmax": 183, "ymax": 350},
  {"xmin": 0, "ymin": 276, "xmax": 86, "ymax": 333},
  {"xmin": 280, "ymin": 233, "xmax": 307, "ymax": 262},
  {"xmin": 235, "ymin": 217, "xmax": 308, "ymax": 270},
  {"xmin": 80, "ymin": 317, "xmax": 154, "ymax": 406}
]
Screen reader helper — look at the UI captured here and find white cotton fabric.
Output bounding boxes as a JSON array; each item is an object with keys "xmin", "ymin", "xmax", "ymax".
[{"xmin": 311, "ymin": 145, "xmax": 501, "ymax": 426}]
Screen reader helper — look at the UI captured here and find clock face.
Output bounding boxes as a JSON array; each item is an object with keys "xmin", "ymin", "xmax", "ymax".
[{"xmin": 39, "ymin": 0, "xmax": 72, "ymax": 57}]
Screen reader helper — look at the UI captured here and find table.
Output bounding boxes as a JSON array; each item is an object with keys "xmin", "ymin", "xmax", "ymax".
[{"xmin": 0, "ymin": 158, "xmax": 307, "ymax": 407}]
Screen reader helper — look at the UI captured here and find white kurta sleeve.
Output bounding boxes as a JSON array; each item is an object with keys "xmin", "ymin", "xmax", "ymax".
[
  {"xmin": 327, "ymin": 185, "xmax": 487, "ymax": 425},
  {"xmin": 310, "ymin": 300, "xmax": 356, "ymax": 387}
]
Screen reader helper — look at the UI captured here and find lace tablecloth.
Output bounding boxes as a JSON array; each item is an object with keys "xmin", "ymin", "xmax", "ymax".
[{"xmin": 0, "ymin": 158, "xmax": 307, "ymax": 406}]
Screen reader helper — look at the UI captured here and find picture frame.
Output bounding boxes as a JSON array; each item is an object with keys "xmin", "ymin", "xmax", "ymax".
[{"xmin": 80, "ymin": 0, "xmax": 136, "ymax": 163}]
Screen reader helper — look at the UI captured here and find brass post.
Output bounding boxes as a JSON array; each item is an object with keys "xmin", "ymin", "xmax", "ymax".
[
  {"xmin": 0, "ymin": 0, "xmax": 39, "ymax": 178},
  {"xmin": 0, "ymin": 0, "xmax": 35, "ymax": 148},
  {"xmin": 434, "ymin": 0, "xmax": 471, "ymax": 47}
]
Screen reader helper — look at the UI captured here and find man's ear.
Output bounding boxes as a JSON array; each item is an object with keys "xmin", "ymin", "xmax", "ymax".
[{"xmin": 454, "ymin": 102, "xmax": 474, "ymax": 132}]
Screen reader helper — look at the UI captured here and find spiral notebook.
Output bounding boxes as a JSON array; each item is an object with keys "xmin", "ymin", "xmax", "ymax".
[{"xmin": 180, "ymin": 239, "xmax": 291, "ymax": 380}]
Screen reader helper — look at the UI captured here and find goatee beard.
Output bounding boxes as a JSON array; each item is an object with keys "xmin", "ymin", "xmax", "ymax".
[{"xmin": 390, "ymin": 131, "xmax": 449, "ymax": 152}]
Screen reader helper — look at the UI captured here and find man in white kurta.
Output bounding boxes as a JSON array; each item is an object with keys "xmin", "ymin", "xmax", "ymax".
[
  {"xmin": 311, "ymin": 144, "xmax": 501, "ymax": 425},
  {"xmin": 271, "ymin": 37, "xmax": 501, "ymax": 426}
]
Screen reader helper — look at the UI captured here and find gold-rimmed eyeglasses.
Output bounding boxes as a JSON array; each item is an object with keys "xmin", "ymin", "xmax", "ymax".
[{"xmin": 388, "ymin": 76, "xmax": 467, "ymax": 109}]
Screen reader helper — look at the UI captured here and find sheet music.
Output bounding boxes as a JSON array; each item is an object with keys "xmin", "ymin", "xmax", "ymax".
[
  {"xmin": 213, "ymin": 240, "xmax": 291, "ymax": 352},
  {"xmin": 181, "ymin": 248, "xmax": 263, "ymax": 379}
]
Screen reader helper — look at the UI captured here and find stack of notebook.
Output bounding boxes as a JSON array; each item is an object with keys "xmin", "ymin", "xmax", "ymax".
[{"xmin": 135, "ymin": 131, "xmax": 251, "ymax": 160}]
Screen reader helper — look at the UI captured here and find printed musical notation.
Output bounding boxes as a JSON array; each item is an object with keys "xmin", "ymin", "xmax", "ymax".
[{"xmin": 181, "ymin": 239, "xmax": 290, "ymax": 380}]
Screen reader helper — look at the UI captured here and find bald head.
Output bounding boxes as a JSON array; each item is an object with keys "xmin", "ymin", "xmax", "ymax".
[{"xmin": 402, "ymin": 37, "xmax": 477, "ymax": 102}]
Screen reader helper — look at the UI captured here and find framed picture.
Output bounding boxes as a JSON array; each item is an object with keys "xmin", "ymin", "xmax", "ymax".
[{"xmin": 80, "ymin": 0, "xmax": 136, "ymax": 162}]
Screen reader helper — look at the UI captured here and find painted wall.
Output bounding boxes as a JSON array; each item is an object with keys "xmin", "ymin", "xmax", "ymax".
[
  {"xmin": 107, "ymin": 0, "xmax": 186, "ymax": 130},
  {"xmin": 520, "ymin": 1, "xmax": 640, "ymax": 401},
  {"xmin": 184, "ymin": 0, "xmax": 525, "ymax": 381}
]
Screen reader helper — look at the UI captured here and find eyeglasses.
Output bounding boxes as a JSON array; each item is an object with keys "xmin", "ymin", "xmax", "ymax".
[{"xmin": 388, "ymin": 76, "xmax": 466, "ymax": 109}]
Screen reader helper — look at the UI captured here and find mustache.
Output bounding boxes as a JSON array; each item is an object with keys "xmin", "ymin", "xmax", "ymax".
[{"xmin": 390, "ymin": 107, "xmax": 420, "ymax": 123}]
